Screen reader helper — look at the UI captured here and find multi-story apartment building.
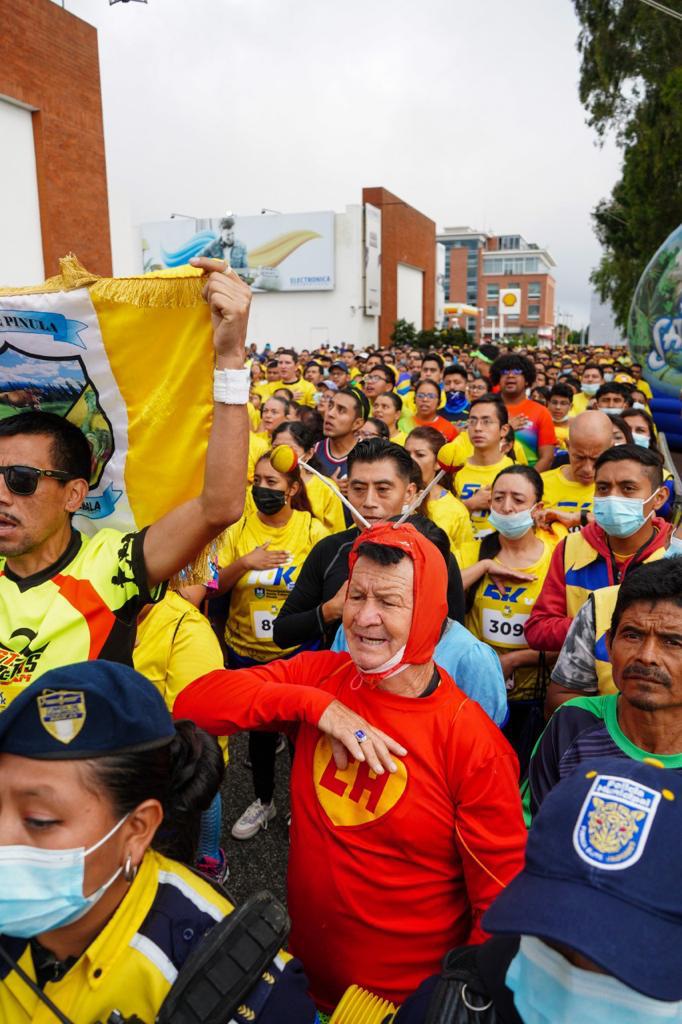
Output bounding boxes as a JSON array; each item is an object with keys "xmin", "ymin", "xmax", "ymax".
[{"xmin": 437, "ymin": 226, "xmax": 556, "ymax": 344}]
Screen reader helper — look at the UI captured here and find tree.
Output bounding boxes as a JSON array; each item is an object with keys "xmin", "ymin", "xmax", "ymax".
[
  {"xmin": 573, "ymin": 0, "xmax": 682, "ymax": 329},
  {"xmin": 390, "ymin": 319, "xmax": 417, "ymax": 348}
]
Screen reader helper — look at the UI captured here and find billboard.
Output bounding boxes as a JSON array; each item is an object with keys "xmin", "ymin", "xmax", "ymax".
[
  {"xmin": 363, "ymin": 203, "xmax": 382, "ymax": 315},
  {"xmin": 141, "ymin": 211, "xmax": 335, "ymax": 292}
]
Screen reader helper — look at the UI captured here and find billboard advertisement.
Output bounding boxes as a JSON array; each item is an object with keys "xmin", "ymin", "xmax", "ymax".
[
  {"xmin": 363, "ymin": 203, "xmax": 382, "ymax": 316},
  {"xmin": 141, "ymin": 211, "xmax": 335, "ymax": 292}
]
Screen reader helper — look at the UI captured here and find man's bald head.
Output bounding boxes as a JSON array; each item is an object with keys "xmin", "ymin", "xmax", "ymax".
[{"xmin": 567, "ymin": 411, "xmax": 613, "ymax": 485}]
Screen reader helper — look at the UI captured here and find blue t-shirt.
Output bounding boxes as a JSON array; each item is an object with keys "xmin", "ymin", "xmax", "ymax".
[{"xmin": 331, "ymin": 619, "xmax": 507, "ymax": 726}]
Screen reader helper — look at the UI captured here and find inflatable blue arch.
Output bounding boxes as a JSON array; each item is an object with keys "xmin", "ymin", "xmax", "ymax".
[{"xmin": 628, "ymin": 224, "xmax": 682, "ymax": 448}]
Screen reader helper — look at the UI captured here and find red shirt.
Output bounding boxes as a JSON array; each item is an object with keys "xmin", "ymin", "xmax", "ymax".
[
  {"xmin": 175, "ymin": 652, "xmax": 526, "ymax": 1008},
  {"xmin": 412, "ymin": 415, "xmax": 458, "ymax": 443}
]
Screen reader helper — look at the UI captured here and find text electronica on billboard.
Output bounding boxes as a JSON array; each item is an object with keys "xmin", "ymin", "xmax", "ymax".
[{"xmin": 141, "ymin": 211, "xmax": 335, "ymax": 293}]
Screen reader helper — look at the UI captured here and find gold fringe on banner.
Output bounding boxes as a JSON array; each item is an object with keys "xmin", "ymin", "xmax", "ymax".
[{"xmin": 0, "ymin": 254, "xmax": 226, "ymax": 585}]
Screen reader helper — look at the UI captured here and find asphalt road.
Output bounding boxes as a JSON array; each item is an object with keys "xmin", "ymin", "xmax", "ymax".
[{"xmin": 219, "ymin": 730, "xmax": 292, "ymax": 908}]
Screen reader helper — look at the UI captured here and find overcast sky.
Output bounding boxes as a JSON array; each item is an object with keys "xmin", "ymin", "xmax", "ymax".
[{"xmin": 58, "ymin": 0, "xmax": 623, "ymax": 327}]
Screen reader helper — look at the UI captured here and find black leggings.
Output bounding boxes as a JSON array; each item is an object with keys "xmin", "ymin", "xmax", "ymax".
[{"xmin": 249, "ymin": 731, "xmax": 278, "ymax": 804}]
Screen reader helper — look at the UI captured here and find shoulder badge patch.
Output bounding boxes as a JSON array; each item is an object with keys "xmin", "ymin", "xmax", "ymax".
[
  {"xmin": 37, "ymin": 690, "xmax": 86, "ymax": 744},
  {"xmin": 573, "ymin": 773, "xmax": 660, "ymax": 871}
]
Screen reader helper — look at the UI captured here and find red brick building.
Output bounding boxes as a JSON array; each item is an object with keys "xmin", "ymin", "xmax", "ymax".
[
  {"xmin": 0, "ymin": 0, "xmax": 111, "ymax": 277},
  {"xmin": 439, "ymin": 227, "xmax": 555, "ymax": 344},
  {"xmin": 363, "ymin": 187, "xmax": 436, "ymax": 349}
]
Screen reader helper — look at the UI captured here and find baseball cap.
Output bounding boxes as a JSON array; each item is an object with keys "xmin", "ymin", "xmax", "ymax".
[
  {"xmin": 484, "ymin": 758, "xmax": 682, "ymax": 1000},
  {"xmin": 0, "ymin": 661, "xmax": 175, "ymax": 760},
  {"xmin": 331, "ymin": 360, "xmax": 349, "ymax": 372},
  {"xmin": 319, "ymin": 379, "xmax": 338, "ymax": 392}
]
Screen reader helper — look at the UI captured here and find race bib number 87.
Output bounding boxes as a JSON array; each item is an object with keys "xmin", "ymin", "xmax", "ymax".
[{"xmin": 482, "ymin": 608, "xmax": 528, "ymax": 646}]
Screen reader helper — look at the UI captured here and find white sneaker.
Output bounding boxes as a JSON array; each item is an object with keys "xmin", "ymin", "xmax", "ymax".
[{"xmin": 231, "ymin": 799, "xmax": 276, "ymax": 840}]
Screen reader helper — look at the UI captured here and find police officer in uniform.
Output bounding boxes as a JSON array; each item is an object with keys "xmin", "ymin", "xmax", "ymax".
[{"xmin": 0, "ymin": 661, "xmax": 317, "ymax": 1024}]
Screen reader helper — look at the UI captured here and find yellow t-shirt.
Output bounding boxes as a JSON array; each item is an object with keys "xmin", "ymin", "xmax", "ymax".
[
  {"xmin": 553, "ymin": 421, "xmax": 569, "ymax": 449},
  {"xmin": 134, "ymin": 590, "xmax": 228, "ymax": 759},
  {"xmin": 570, "ymin": 391, "xmax": 591, "ymax": 416},
  {"xmin": 425, "ymin": 490, "xmax": 474, "ymax": 553},
  {"xmin": 463, "ymin": 537, "xmax": 554, "ymax": 699},
  {"xmin": 247, "ymin": 400, "xmax": 261, "ymax": 432},
  {"xmin": 541, "ymin": 466, "xmax": 595, "ymax": 514},
  {"xmin": 248, "ymin": 432, "xmax": 270, "ymax": 483},
  {"xmin": 262, "ymin": 377, "xmax": 318, "ymax": 407},
  {"xmin": 453, "ymin": 456, "xmax": 514, "ymax": 535},
  {"xmin": 448, "ymin": 431, "xmax": 528, "ymax": 467},
  {"xmin": 219, "ymin": 510, "xmax": 328, "ymax": 660},
  {"xmin": 303, "ymin": 471, "xmax": 346, "ymax": 534},
  {"xmin": 390, "ymin": 430, "xmax": 407, "ymax": 446}
]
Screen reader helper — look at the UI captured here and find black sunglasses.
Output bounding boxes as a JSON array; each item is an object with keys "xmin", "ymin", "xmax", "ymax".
[{"xmin": 0, "ymin": 465, "xmax": 73, "ymax": 496}]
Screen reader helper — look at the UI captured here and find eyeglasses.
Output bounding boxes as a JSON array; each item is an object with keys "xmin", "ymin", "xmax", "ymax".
[
  {"xmin": 0, "ymin": 465, "xmax": 73, "ymax": 496},
  {"xmin": 500, "ymin": 368, "xmax": 524, "ymax": 377},
  {"xmin": 415, "ymin": 391, "xmax": 438, "ymax": 400},
  {"xmin": 365, "ymin": 374, "xmax": 389, "ymax": 384}
]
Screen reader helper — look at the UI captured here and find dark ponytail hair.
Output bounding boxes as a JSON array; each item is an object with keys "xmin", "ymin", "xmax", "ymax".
[{"xmin": 87, "ymin": 720, "xmax": 224, "ymax": 864}]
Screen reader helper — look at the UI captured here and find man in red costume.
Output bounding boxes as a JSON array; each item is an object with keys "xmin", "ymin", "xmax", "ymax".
[{"xmin": 175, "ymin": 523, "xmax": 526, "ymax": 1010}]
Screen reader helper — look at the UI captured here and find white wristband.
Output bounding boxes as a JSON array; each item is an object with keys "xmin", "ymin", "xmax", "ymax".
[{"xmin": 213, "ymin": 367, "xmax": 250, "ymax": 404}]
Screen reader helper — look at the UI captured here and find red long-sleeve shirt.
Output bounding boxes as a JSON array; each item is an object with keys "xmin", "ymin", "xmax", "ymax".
[{"xmin": 175, "ymin": 651, "xmax": 526, "ymax": 1009}]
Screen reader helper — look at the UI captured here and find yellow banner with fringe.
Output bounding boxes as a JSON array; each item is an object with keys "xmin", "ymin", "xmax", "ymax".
[{"xmin": 0, "ymin": 256, "xmax": 215, "ymax": 561}]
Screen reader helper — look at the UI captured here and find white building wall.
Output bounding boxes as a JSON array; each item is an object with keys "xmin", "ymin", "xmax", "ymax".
[
  {"xmin": 0, "ymin": 99, "xmax": 44, "ymax": 286},
  {"xmin": 397, "ymin": 263, "xmax": 424, "ymax": 329},
  {"xmin": 244, "ymin": 206, "xmax": 378, "ymax": 351}
]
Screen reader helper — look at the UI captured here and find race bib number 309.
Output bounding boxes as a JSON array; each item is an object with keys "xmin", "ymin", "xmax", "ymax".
[{"xmin": 482, "ymin": 608, "xmax": 528, "ymax": 646}]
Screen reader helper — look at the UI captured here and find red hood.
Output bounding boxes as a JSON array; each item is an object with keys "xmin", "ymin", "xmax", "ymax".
[
  {"xmin": 347, "ymin": 522, "xmax": 448, "ymax": 687},
  {"xmin": 581, "ymin": 516, "xmax": 672, "ymax": 565}
]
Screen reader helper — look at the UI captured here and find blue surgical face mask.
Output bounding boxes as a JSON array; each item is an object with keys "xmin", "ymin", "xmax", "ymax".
[
  {"xmin": 633, "ymin": 433, "xmax": 651, "ymax": 448},
  {"xmin": 632, "ymin": 402, "xmax": 648, "ymax": 411},
  {"xmin": 604, "ymin": 372, "xmax": 615, "ymax": 382},
  {"xmin": 0, "ymin": 815, "xmax": 128, "ymax": 938},
  {"xmin": 488, "ymin": 505, "xmax": 536, "ymax": 540},
  {"xmin": 506, "ymin": 936, "xmax": 682, "ymax": 1024},
  {"xmin": 592, "ymin": 492, "xmax": 659, "ymax": 538},
  {"xmin": 581, "ymin": 383, "xmax": 599, "ymax": 396},
  {"xmin": 601, "ymin": 406, "xmax": 624, "ymax": 417},
  {"xmin": 665, "ymin": 536, "xmax": 682, "ymax": 559}
]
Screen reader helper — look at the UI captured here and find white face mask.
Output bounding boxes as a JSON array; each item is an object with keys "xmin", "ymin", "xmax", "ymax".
[{"xmin": 506, "ymin": 936, "xmax": 682, "ymax": 1024}]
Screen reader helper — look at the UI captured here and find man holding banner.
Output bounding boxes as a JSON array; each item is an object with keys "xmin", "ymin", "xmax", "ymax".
[{"xmin": 0, "ymin": 257, "xmax": 250, "ymax": 711}]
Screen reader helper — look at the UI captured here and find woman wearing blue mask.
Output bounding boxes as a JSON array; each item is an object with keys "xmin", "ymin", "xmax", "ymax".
[
  {"xmin": 0, "ymin": 661, "xmax": 316, "ymax": 1024},
  {"xmin": 457, "ymin": 465, "xmax": 561, "ymax": 769}
]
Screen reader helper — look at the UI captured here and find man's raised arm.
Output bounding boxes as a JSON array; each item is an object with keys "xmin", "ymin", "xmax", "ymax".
[{"xmin": 143, "ymin": 258, "xmax": 251, "ymax": 588}]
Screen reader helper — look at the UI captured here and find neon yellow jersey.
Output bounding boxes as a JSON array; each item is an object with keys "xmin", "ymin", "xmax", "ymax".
[
  {"xmin": 0, "ymin": 849, "xmax": 299, "ymax": 1023},
  {"xmin": 0, "ymin": 529, "xmax": 163, "ymax": 713},
  {"xmin": 134, "ymin": 590, "xmax": 227, "ymax": 759},
  {"xmin": 248, "ymin": 432, "xmax": 270, "ymax": 483},
  {"xmin": 303, "ymin": 472, "xmax": 346, "ymax": 534},
  {"xmin": 220, "ymin": 510, "xmax": 328, "ymax": 660},
  {"xmin": 390, "ymin": 430, "xmax": 407, "ymax": 446},
  {"xmin": 541, "ymin": 466, "xmax": 595, "ymax": 514},
  {"xmin": 570, "ymin": 391, "xmax": 590, "ymax": 416},
  {"xmin": 553, "ymin": 422, "xmax": 569, "ymax": 449},
  {"xmin": 261, "ymin": 377, "xmax": 318, "ymax": 407},
  {"xmin": 448, "ymin": 432, "xmax": 528, "ymax": 467},
  {"xmin": 465, "ymin": 538, "xmax": 554, "ymax": 699},
  {"xmin": 425, "ymin": 490, "xmax": 474, "ymax": 552},
  {"xmin": 453, "ymin": 457, "xmax": 514, "ymax": 535},
  {"xmin": 247, "ymin": 400, "xmax": 261, "ymax": 432}
]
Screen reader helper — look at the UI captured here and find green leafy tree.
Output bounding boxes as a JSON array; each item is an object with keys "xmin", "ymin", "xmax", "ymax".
[
  {"xmin": 573, "ymin": 0, "xmax": 682, "ymax": 329},
  {"xmin": 390, "ymin": 319, "xmax": 417, "ymax": 348}
]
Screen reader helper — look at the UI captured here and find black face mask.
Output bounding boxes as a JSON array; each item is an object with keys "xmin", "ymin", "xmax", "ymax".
[{"xmin": 252, "ymin": 486, "xmax": 287, "ymax": 516}]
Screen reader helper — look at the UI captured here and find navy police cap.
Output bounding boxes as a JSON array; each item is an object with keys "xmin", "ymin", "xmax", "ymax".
[
  {"xmin": 0, "ymin": 661, "xmax": 175, "ymax": 760},
  {"xmin": 484, "ymin": 757, "xmax": 682, "ymax": 1001}
]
